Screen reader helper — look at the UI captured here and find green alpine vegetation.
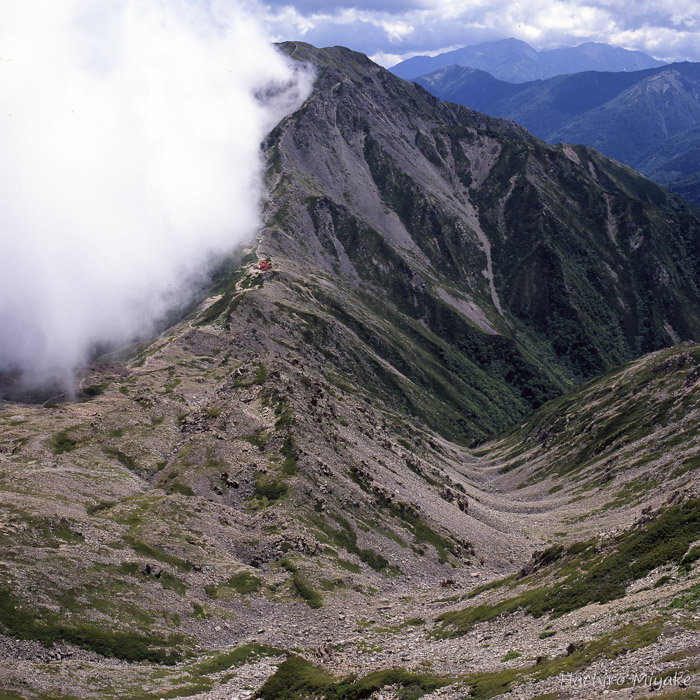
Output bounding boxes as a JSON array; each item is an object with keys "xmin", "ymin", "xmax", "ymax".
[
  {"xmin": 268, "ymin": 42, "xmax": 700, "ymax": 442},
  {"xmin": 436, "ymin": 497, "xmax": 700, "ymax": 636},
  {"xmin": 416, "ymin": 61, "xmax": 700, "ymax": 204},
  {"xmin": 1, "ymin": 41, "xmax": 699, "ymax": 700}
]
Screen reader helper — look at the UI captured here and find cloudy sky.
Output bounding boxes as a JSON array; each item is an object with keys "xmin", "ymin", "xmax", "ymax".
[
  {"xmin": 261, "ymin": 0, "xmax": 700, "ymax": 66},
  {"xmin": 0, "ymin": 0, "xmax": 313, "ymax": 390}
]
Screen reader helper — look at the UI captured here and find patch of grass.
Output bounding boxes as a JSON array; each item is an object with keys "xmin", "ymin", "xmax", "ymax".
[
  {"xmin": 162, "ymin": 373, "xmax": 182, "ymax": 393},
  {"xmin": 195, "ymin": 643, "xmax": 285, "ymax": 675},
  {"xmin": 6, "ymin": 513, "xmax": 83, "ymax": 548},
  {"xmin": 463, "ymin": 667, "xmax": 525, "ymax": 699},
  {"xmin": 232, "ymin": 362, "xmax": 268, "ymax": 388},
  {"xmin": 659, "ymin": 648, "xmax": 699, "ymax": 662},
  {"xmin": 532, "ymin": 619, "xmax": 662, "ymax": 679},
  {"xmin": 281, "ymin": 559, "xmax": 323, "ymax": 609},
  {"xmin": 432, "ymin": 594, "xmax": 460, "ymax": 603},
  {"xmin": 336, "ymin": 558, "xmax": 362, "ymax": 574},
  {"xmin": 275, "ymin": 407, "xmax": 295, "ymax": 430},
  {"xmin": 131, "ymin": 681, "xmax": 214, "ymax": 699},
  {"xmin": 255, "ymin": 655, "xmax": 335, "ymax": 699},
  {"xmin": 120, "ymin": 561, "xmax": 140, "ymax": 575},
  {"xmin": 320, "ymin": 578, "xmax": 347, "ymax": 591},
  {"xmin": 292, "ymin": 576, "xmax": 323, "ymax": 608},
  {"xmin": 255, "ymin": 476, "xmax": 288, "ymax": 503},
  {"xmin": 466, "ymin": 575, "xmax": 516, "ymax": 599},
  {"xmin": 537, "ymin": 498, "xmax": 700, "ymax": 616},
  {"xmin": 192, "ymin": 602, "xmax": 209, "ymax": 619},
  {"xmin": 443, "ymin": 498, "xmax": 700, "ymax": 632},
  {"xmin": 0, "ymin": 585, "xmax": 183, "ymax": 664},
  {"xmin": 225, "ymin": 571, "xmax": 262, "ymax": 596},
  {"xmin": 167, "ymin": 482, "xmax": 195, "ymax": 497},
  {"xmin": 403, "ymin": 457, "xmax": 439, "ymax": 487},
  {"xmin": 402, "ymin": 617, "xmax": 425, "ymax": 627},
  {"xmin": 83, "ymin": 382, "xmax": 108, "ymax": 397},
  {"xmin": 104, "ymin": 446, "xmax": 137, "ymax": 470},
  {"xmin": 333, "ymin": 668, "xmax": 450, "ymax": 699},
  {"xmin": 196, "ymin": 293, "xmax": 237, "ymax": 326},
  {"xmin": 671, "ymin": 454, "xmax": 700, "ymax": 479},
  {"xmin": 667, "ymin": 583, "xmax": 700, "ymax": 612},
  {"xmin": 501, "ymin": 651, "xmax": 521, "ymax": 662},
  {"xmin": 159, "ymin": 571, "xmax": 188, "ymax": 595},
  {"xmin": 498, "ymin": 458, "xmax": 526, "ymax": 475},
  {"xmin": 378, "ymin": 495, "xmax": 463, "ymax": 564},
  {"xmin": 681, "ymin": 545, "xmax": 700, "ymax": 571},
  {"xmin": 436, "ymin": 587, "xmax": 546, "ymax": 637},
  {"xmin": 54, "ymin": 519, "xmax": 85, "ymax": 545},
  {"xmin": 241, "ymin": 428, "xmax": 269, "ymax": 450},
  {"xmin": 50, "ymin": 430, "xmax": 78, "ymax": 454},
  {"xmin": 599, "ymin": 476, "xmax": 658, "ymax": 511},
  {"xmin": 309, "ymin": 512, "xmax": 395, "ymax": 573},
  {"xmin": 280, "ymin": 432, "xmax": 299, "ymax": 475},
  {"xmin": 256, "ymin": 655, "xmax": 451, "ymax": 700},
  {"xmin": 123, "ymin": 535, "xmax": 192, "ymax": 572}
]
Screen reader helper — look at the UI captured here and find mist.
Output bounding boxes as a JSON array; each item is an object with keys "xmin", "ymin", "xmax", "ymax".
[{"xmin": 0, "ymin": 0, "xmax": 313, "ymax": 395}]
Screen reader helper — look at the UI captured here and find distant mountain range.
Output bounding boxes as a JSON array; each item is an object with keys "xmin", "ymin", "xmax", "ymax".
[
  {"xmin": 390, "ymin": 38, "xmax": 664, "ymax": 83},
  {"xmin": 416, "ymin": 62, "xmax": 700, "ymax": 204}
]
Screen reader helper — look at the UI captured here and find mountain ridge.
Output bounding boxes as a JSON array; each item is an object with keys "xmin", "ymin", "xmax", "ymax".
[
  {"xmin": 390, "ymin": 37, "xmax": 665, "ymax": 83},
  {"xmin": 271, "ymin": 43, "xmax": 699, "ymax": 392},
  {"xmin": 415, "ymin": 60, "xmax": 700, "ymax": 204},
  {"xmin": 0, "ymin": 42, "xmax": 699, "ymax": 699}
]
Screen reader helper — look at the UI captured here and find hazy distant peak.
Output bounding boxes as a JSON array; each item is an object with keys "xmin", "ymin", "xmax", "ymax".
[{"xmin": 390, "ymin": 38, "xmax": 665, "ymax": 83}]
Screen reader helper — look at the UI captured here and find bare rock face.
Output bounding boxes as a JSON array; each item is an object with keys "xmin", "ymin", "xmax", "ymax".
[{"xmin": 0, "ymin": 44, "xmax": 699, "ymax": 699}]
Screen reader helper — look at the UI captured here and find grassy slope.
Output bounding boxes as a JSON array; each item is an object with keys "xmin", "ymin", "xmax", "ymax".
[
  {"xmin": 417, "ymin": 62, "xmax": 700, "ymax": 203},
  {"xmin": 267, "ymin": 44, "xmax": 700, "ymax": 443},
  {"xmin": 487, "ymin": 343, "xmax": 700, "ymax": 491}
]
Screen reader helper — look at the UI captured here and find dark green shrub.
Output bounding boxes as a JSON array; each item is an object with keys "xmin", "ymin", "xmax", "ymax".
[
  {"xmin": 280, "ymin": 433, "xmax": 299, "ymax": 475},
  {"xmin": 83, "ymin": 383, "xmax": 108, "ymax": 397},
  {"xmin": 280, "ymin": 559, "xmax": 322, "ymax": 608},
  {"xmin": 226, "ymin": 571, "xmax": 262, "ymax": 595},
  {"xmin": 50, "ymin": 431, "xmax": 77, "ymax": 454},
  {"xmin": 255, "ymin": 477, "xmax": 288, "ymax": 502},
  {"xmin": 167, "ymin": 482, "xmax": 195, "ymax": 497}
]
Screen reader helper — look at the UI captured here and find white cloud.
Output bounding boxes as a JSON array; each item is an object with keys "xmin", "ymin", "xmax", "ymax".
[
  {"xmin": 370, "ymin": 51, "xmax": 406, "ymax": 66},
  {"xmin": 263, "ymin": 0, "xmax": 700, "ymax": 63},
  {"xmin": 0, "ymin": 0, "xmax": 314, "ymax": 394},
  {"xmin": 380, "ymin": 19, "xmax": 416, "ymax": 43}
]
